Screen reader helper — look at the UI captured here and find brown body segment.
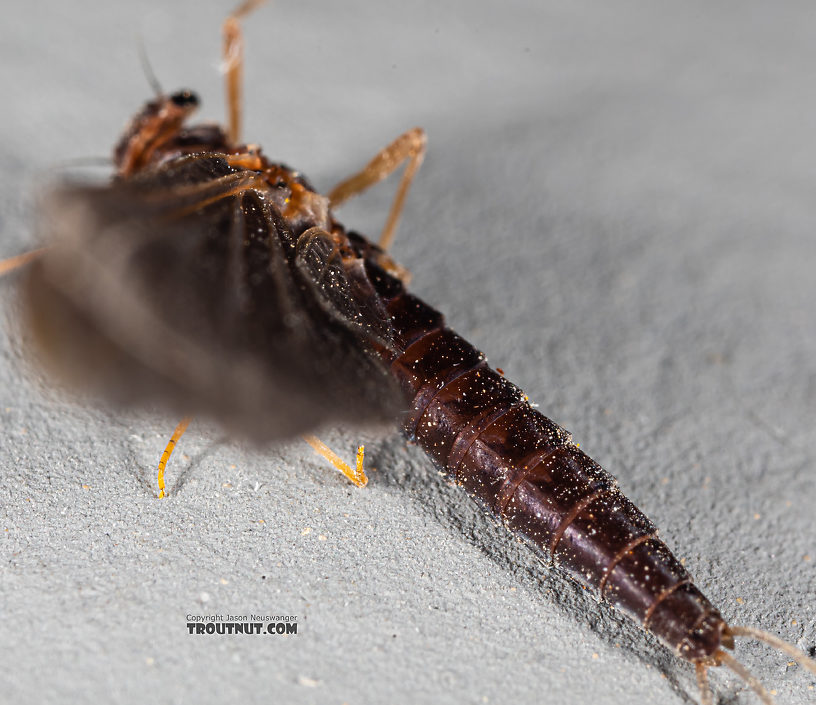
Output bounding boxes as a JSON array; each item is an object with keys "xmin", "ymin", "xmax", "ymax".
[{"xmin": 362, "ymin": 252, "xmax": 729, "ymax": 662}]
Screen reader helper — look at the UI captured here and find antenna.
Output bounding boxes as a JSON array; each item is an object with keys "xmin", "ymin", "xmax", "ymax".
[{"xmin": 137, "ymin": 36, "xmax": 164, "ymax": 97}]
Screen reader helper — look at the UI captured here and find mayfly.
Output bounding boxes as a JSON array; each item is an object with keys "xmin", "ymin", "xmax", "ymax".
[{"xmin": 1, "ymin": 2, "xmax": 814, "ymax": 703}]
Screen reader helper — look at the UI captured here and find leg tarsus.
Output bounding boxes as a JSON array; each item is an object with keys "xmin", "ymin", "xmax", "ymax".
[
  {"xmin": 302, "ymin": 434, "xmax": 368, "ymax": 487},
  {"xmin": 327, "ymin": 127, "xmax": 427, "ymax": 251},
  {"xmin": 157, "ymin": 416, "xmax": 192, "ymax": 498}
]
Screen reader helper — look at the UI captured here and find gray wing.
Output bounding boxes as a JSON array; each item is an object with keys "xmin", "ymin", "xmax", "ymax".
[{"xmin": 25, "ymin": 154, "xmax": 404, "ymax": 442}]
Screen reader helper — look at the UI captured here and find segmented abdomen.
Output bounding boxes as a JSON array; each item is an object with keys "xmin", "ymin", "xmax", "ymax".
[{"xmin": 363, "ymin": 250, "xmax": 727, "ymax": 662}]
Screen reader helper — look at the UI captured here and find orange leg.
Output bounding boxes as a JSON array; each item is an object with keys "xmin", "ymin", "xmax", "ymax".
[
  {"xmin": 223, "ymin": 0, "xmax": 267, "ymax": 145},
  {"xmin": 0, "ymin": 247, "xmax": 48, "ymax": 277},
  {"xmin": 157, "ymin": 416, "xmax": 193, "ymax": 498},
  {"xmin": 158, "ymin": 426, "xmax": 366, "ymax": 497},
  {"xmin": 328, "ymin": 127, "xmax": 427, "ymax": 251},
  {"xmin": 302, "ymin": 435, "xmax": 368, "ymax": 487}
]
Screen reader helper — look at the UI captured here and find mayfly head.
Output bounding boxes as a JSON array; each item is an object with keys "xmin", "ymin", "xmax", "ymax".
[
  {"xmin": 113, "ymin": 89, "xmax": 201, "ymax": 177},
  {"xmin": 168, "ymin": 89, "xmax": 200, "ymax": 109}
]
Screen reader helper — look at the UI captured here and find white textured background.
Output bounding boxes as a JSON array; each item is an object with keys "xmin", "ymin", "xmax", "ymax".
[{"xmin": 1, "ymin": 2, "xmax": 815, "ymax": 704}]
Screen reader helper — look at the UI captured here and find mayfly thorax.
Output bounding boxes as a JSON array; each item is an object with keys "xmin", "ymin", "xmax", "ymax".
[{"xmin": 1, "ymin": 2, "xmax": 815, "ymax": 704}]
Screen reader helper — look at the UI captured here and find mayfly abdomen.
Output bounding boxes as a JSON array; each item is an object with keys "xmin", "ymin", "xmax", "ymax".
[{"xmin": 363, "ymin": 252, "xmax": 726, "ymax": 661}]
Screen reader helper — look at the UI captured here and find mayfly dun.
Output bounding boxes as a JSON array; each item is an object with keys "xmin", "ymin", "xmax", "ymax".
[{"xmin": 1, "ymin": 2, "xmax": 815, "ymax": 704}]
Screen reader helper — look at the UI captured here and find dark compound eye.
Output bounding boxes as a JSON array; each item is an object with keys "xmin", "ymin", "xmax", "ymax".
[{"xmin": 170, "ymin": 90, "xmax": 199, "ymax": 108}]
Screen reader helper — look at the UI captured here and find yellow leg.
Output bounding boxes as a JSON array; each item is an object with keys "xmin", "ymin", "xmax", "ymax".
[
  {"xmin": 327, "ymin": 127, "xmax": 427, "ymax": 251},
  {"xmin": 0, "ymin": 247, "xmax": 48, "ymax": 277},
  {"xmin": 157, "ymin": 416, "xmax": 193, "ymax": 498},
  {"xmin": 302, "ymin": 435, "xmax": 368, "ymax": 487}
]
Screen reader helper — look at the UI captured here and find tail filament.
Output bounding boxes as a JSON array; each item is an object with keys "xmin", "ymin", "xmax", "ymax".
[{"xmin": 697, "ymin": 625, "xmax": 816, "ymax": 705}]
